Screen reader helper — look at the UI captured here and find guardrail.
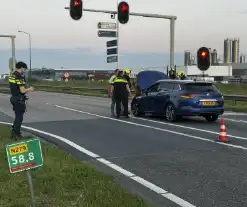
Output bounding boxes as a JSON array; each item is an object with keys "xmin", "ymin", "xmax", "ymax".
[{"xmin": 0, "ymin": 83, "xmax": 247, "ymax": 105}]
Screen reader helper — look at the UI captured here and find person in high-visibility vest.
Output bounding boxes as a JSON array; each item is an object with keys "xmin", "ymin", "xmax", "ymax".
[
  {"xmin": 123, "ymin": 68, "xmax": 132, "ymax": 89},
  {"xmin": 110, "ymin": 72, "xmax": 131, "ymax": 118},
  {"xmin": 177, "ymin": 71, "xmax": 186, "ymax": 80},
  {"xmin": 108, "ymin": 69, "xmax": 119, "ymax": 116},
  {"xmin": 168, "ymin": 68, "xmax": 176, "ymax": 79},
  {"xmin": 9, "ymin": 61, "xmax": 34, "ymax": 139}
]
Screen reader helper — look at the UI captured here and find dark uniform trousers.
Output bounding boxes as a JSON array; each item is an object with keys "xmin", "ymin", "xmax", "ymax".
[
  {"xmin": 115, "ymin": 94, "xmax": 128, "ymax": 117},
  {"xmin": 112, "ymin": 78, "xmax": 129, "ymax": 117},
  {"xmin": 10, "ymin": 96, "xmax": 26, "ymax": 135}
]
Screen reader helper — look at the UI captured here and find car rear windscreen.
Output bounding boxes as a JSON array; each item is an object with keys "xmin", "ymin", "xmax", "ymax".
[{"xmin": 183, "ymin": 83, "xmax": 219, "ymax": 92}]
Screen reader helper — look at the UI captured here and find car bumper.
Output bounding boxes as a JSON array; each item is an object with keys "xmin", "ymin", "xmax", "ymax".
[{"xmin": 177, "ymin": 106, "xmax": 224, "ymax": 116}]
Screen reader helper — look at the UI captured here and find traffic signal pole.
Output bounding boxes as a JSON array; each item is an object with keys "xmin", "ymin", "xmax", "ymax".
[
  {"xmin": 64, "ymin": 7, "xmax": 177, "ymax": 68},
  {"xmin": 116, "ymin": 0, "xmax": 120, "ymax": 69}
]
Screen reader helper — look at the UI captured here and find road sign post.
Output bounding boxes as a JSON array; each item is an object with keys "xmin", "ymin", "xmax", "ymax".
[
  {"xmin": 65, "ymin": 7, "xmax": 177, "ymax": 69},
  {"xmin": 6, "ymin": 138, "xmax": 43, "ymax": 207}
]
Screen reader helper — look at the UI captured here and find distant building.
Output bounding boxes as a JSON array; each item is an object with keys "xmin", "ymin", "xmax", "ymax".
[
  {"xmin": 240, "ymin": 54, "xmax": 245, "ymax": 63},
  {"xmin": 179, "ymin": 65, "xmax": 232, "ymax": 80},
  {"xmin": 30, "ymin": 68, "xmax": 115, "ymax": 81},
  {"xmin": 224, "ymin": 38, "xmax": 232, "ymax": 63},
  {"xmin": 211, "ymin": 49, "xmax": 217, "ymax": 65},
  {"xmin": 231, "ymin": 63, "xmax": 247, "ymax": 78},
  {"xmin": 232, "ymin": 38, "xmax": 240, "ymax": 63},
  {"xmin": 184, "ymin": 51, "xmax": 191, "ymax": 66}
]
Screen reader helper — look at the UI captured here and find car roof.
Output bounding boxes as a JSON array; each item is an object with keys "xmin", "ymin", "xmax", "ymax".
[{"xmin": 155, "ymin": 79, "xmax": 212, "ymax": 84}]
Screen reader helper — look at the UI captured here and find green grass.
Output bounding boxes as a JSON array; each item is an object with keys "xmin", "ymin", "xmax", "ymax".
[
  {"xmin": 214, "ymin": 83, "xmax": 247, "ymax": 112},
  {"xmin": 0, "ymin": 124, "xmax": 150, "ymax": 207}
]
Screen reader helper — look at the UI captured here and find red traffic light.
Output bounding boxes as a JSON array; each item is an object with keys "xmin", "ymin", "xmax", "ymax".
[
  {"xmin": 197, "ymin": 47, "xmax": 210, "ymax": 71},
  {"xmin": 201, "ymin": 51, "xmax": 207, "ymax": 57},
  {"xmin": 121, "ymin": 5, "xmax": 128, "ymax": 12},
  {"xmin": 73, "ymin": 0, "xmax": 80, "ymax": 6},
  {"xmin": 70, "ymin": 0, "xmax": 83, "ymax": 20},
  {"xmin": 118, "ymin": 1, "xmax": 129, "ymax": 24}
]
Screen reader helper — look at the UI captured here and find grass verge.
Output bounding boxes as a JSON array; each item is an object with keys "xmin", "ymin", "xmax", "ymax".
[{"xmin": 0, "ymin": 124, "xmax": 150, "ymax": 207}]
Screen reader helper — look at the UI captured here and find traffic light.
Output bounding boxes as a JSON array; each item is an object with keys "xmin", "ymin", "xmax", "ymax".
[
  {"xmin": 118, "ymin": 1, "xmax": 129, "ymax": 24},
  {"xmin": 197, "ymin": 47, "xmax": 210, "ymax": 71},
  {"xmin": 70, "ymin": 0, "xmax": 83, "ymax": 20}
]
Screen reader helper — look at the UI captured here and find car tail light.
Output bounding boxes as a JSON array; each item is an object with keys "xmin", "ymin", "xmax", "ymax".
[{"xmin": 180, "ymin": 94, "xmax": 200, "ymax": 99}]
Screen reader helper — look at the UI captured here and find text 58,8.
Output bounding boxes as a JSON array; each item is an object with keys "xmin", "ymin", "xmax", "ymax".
[{"xmin": 11, "ymin": 153, "xmax": 34, "ymax": 164}]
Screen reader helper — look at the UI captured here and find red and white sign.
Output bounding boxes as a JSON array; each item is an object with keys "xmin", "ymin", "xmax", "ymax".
[
  {"xmin": 65, "ymin": 78, "xmax": 68, "ymax": 82},
  {"xmin": 64, "ymin": 72, "xmax": 70, "ymax": 78}
]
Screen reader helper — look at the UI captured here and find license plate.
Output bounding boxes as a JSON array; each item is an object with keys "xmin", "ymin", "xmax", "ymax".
[
  {"xmin": 9, "ymin": 144, "xmax": 28, "ymax": 155},
  {"xmin": 202, "ymin": 101, "xmax": 216, "ymax": 106}
]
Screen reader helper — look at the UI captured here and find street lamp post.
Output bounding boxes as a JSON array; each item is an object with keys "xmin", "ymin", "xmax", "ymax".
[{"xmin": 18, "ymin": 31, "xmax": 32, "ymax": 78}]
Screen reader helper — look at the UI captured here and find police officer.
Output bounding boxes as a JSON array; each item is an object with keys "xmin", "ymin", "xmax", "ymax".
[
  {"xmin": 110, "ymin": 72, "xmax": 131, "ymax": 118},
  {"xmin": 123, "ymin": 68, "xmax": 132, "ymax": 114},
  {"xmin": 168, "ymin": 68, "xmax": 176, "ymax": 79},
  {"xmin": 9, "ymin": 61, "xmax": 34, "ymax": 139},
  {"xmin": 177, "ymin": 71, "xmax": 187, "ymax": 80},
  {"xmin": 108, "ymin": 69, "xmax": 119, "ymax": 116},
  {"xmin": 123, "ymin": 68, "xmax": 132, "ymax": 89}
]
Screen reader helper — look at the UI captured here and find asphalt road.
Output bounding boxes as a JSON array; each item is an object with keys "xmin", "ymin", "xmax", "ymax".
[{"xmin": 1, "ymin": 91, "xmax": 247, "ymax": 207}]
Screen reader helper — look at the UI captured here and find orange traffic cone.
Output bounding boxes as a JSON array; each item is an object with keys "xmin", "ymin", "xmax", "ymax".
[{"xmin": 217, "ymin": 118, "xmax": 228, "ymax": 143}]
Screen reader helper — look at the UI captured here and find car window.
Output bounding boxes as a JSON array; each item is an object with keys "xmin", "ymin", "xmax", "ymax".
[
  {"xmin": 158, "ymin": 82, "xmax": 174, "ymax": 91},
  {"xmin": 182, "ymin": 83, "xmax": 219, "ymax": 92},
  {"xmin": 147, "ymin": 83, "xmax": 159, "ymax": 92},
  {"xmin": 173, "ymin": 84, "xmax": 181, "ymax": 91}
]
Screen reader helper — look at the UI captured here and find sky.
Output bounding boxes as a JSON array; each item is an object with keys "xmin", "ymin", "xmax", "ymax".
[{"xmin": 0, "ymin": 0, "xmax": 246, "ymax": 73}]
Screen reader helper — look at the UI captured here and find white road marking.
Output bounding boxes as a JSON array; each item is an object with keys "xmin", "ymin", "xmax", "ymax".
[
  {"xmin": 52, "ymin": 104, "xmax": 247, "ymax": 151},
  {"xmin": 132, "ymin": 117, "xmax": 247, "ymax": 141},
  {"xmin": 46, "ymin": 103, "xmax": 247, "ymax": 141},
  {"xmin": 223, "ymin": 112, "xmax": 247, "ymax": 116},
  {"xmin": 224, "ymin": 118, "xmax": 247, "ymax": 124},
  {"xmin": 0, "ymin": 121, "xmax": 195, "ymax": 207}
]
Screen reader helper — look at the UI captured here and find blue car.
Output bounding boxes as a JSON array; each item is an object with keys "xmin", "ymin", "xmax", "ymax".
[{"xmin": 131, "ymin": 70, "xmax": 224, "ymax": 122}]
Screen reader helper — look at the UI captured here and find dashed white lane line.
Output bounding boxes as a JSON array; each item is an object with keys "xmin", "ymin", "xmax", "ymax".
[
  {"xmin": 223, "ymin": 118, "xmax": 247, "ymax": 124},
  {"xmin": 223, "ymin": 112, "xmax": 247, "ymax": 116},
  {"xmin": 0, "ymin": 121, "xmax": 195, "ymax": 207},
  {"xmin": 51, "ymin": 104, "xmax": 247, "ymax": 152}
]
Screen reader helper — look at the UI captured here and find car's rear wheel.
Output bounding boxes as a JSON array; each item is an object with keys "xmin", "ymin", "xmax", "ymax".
[
  {"xmin": 204, "ymin": 115, "xmax": 219, "ymax": 122},
  {"xmin": 165, "ymin": 104, "xmax": 177, "ymax": 122},
  {"xmin": 131, "ymin": 101, "xmax": 143, "ymax": 116}
]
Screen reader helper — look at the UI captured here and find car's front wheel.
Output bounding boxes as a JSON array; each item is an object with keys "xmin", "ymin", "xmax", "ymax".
[
  {"xmin": 165, "ymin": 104, "xmax": 177, "ymax": 122},
  {"xmin": 204, "ymin": 115, "xmax": 219, "ymax": 122},
  {"xmin": 131, "ymin": 101, "xmax": 143, "ymax": 117}
]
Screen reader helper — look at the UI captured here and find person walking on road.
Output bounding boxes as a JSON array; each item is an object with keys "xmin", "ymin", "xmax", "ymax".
[
  {"xmin": 108, "ymin": 69, "xmax": 119, "ymax": 116},
  {"xmin": 110, "ymin": 72, "xmax": 131, "ymax": 118},
  {"xmin": 9, "ymin": 61, "xmax": 34, "ymax": 139}
]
